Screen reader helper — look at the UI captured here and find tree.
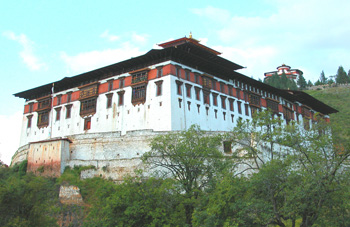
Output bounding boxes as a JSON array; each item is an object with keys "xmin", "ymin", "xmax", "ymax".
[
  {"xmin": 307, "ymin": 80, "xmax": 313, "ymax": 87},
  {"xmin": 142, "ymin": 125, "xmax": 229, "ymax": 226},
  {"xmin": 297, "ymin": 74, "xmax": 307, "ymax": 89},
  {"xmin": 320, "ymin": 70, "xmax": 327, "ymax": 84},
  {"xmin": 225, "ymin": 110, "xmax": 350, "ymax": 226},
  {"xmin": 335, "ymin": 66, "xmax": 349, "ymax": 84}
]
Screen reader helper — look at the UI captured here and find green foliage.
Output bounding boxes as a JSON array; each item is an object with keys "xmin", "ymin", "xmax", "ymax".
[
  {"xmin": 85, "ymin": 177, "xmax": 185, "ymax": 227},
  {"xmin": 297, "ymin": 74, "xmax": 307, "ymax": 89},
  {"xmin": 0, "ymin": 163, "xmax": 59, "ymax": 227},
  {"xmin": 305, "ymin": 87, "xmax": 350, "ymax": 134},
  {"xmin": 335, "ymin": 66, "xmax": 349, "ymax": 84},
  {"xmin": 265, "ymin": 73, "xmax": 298, "ymax": 90},
  {"xmin": 142, "ymin": 125, "xmax": 230, "ymax": 225}
]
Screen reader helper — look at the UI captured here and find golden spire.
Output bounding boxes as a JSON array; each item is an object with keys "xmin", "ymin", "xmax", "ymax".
[{"xmin": 189, "ymin": 32, "xmax": 192, "ymax": 39}]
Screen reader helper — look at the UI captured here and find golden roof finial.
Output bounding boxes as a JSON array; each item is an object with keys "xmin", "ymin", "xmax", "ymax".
[{"xmin": 189, "ymin": 32, "xmax": 192, "ymax": 39}]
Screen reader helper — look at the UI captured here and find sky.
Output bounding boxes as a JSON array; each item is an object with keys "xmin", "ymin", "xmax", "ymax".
[{"xmin": 1, "ymin": 0, "xmax": 350, "ymax": 164}]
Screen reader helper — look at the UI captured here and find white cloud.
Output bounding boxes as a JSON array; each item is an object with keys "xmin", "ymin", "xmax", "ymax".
[
  {"xmin": 192, "ymin": 1, "xmax": 350, "ymax": 81},
  {"xmin": 3, "ymin": 31, "xmax": 46, "ymax": 70},
  {"xmin": 100, "ymin": 30, "xmax": 119, "ymax": 41},
  {"xmin": 131, "ymin": 32, "xmax": 148, "ymax": 45},
  {"xmin": 0, "ymin": 111, "xmax": 22, "ymax": 165},
  {"xmin": 61, "ymin": 42, "xmax": 145, "ymax": 73}
]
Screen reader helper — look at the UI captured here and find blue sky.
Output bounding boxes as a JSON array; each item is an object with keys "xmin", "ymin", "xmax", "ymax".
[{"xmin": 1, "ymin": 0, "xmax": 350, "ymax": 164}]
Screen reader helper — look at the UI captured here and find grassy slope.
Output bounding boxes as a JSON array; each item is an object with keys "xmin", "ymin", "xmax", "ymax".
[{"xmin": 305, "ymin": 86, "xmax": 350, "ymax": 127}]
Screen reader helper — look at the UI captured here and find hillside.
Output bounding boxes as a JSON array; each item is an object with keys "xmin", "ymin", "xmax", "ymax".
[{"xmin": 304, "ymin": 86, "xmax": 350, "ymax": 127}]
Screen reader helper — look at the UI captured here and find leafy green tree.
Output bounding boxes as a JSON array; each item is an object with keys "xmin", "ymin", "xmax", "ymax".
[
  {"xmin": 307, "ymin": 80, "xmax": 313, "ymax": 87},
  {"xmin": 0, "ymin": 162, "xmax": 58, "ymax": 227},
  {"xmin": 85, "ymin": 177, "xmax": 185, "ymax": 227},
  {"xmin": 297, "ymin": 74, "xmax": 307, "ymax": 89},
  {"xmin": 142, "ymin": 125, "xmax": 228, "ymax": 226},
  {"xmin": 320, "ymin": 70, "xmax": 327, "ymax": 84},
  {"xmin": 335, "ymin": 66, "xmax": 349, "ymax": 84},
  {"xmin": 314, "ymin": 79, "xmax": 322, "ymax": 86}
]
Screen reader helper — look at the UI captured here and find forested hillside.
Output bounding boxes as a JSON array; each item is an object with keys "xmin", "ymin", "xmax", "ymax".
[{"xmin": 305, "ymin": 86, "xmax": 350, "ymax": 129}]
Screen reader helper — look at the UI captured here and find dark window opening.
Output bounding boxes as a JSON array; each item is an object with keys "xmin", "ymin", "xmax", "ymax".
[
  {"xmin": 157, "ymin": 67, "xmax": 163, "ymax": 78},
  {"xmin": 176, "ymin": 80, "xmax": 183, "ymax": 95},
  {"xmin": 108, "ymin": 79, "xmax": 114, "ymax": 91},
  {"xmin": 55, "ymin": 107, "xmax": 61, "ymax": 121},
  {"xmin": 245, "ymin": 104, "xmax": 249, "ymax": 116},
  {"xmin": 155, "ymin": 80, "xmax": 163, "ymax": 96},
  {"xmin": 84, "ymin": 117, "xmax": 91, "ymax": 130},
  {"xmin": 37, "ymin": 110, "xmax": 50, "ymax": 128},
  {"xmin": 132, "ymin": 71, "xmax": 148, "ymax": 84},
  {"xmin": 132, "ymin": 85, "xmax": 147, "ymax": 105},
  {"xmin": 118, "ymin": 91, "xmax": 125, "ymax": 106},
  {"xmin": 27, "ymin": 115, "xmax": 33, "ymax": 128},
  {"xmin": 106, "ymin": 93, "xmax": 113, "ymax": 108},
  {"xmin": 237, "ymin": 101, "xmax": 242, "ymax": 114},
  {"xmin": 80, "ymin": 98, "xmax": 97, "ymax": 116},
  {"xmin": 66, "ymin": 104, "xmax": 72, "ymax": 119},
  {"xmin": 223, "ymin": 141, "xmax": 232, "ymax": 153}
]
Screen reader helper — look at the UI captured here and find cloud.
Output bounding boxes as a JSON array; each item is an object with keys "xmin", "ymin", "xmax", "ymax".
[
  {"xmin": 131, "ymin": 32, "xmax": 149, "ymax": 45},
  {"xmin": 100, "ymin": 30, "xmax": 119, "ymax": 41},
  {"xmin": 192, "ymin": 1, "xmax": 350, "ymax": 81},
  {"xmin": 61, "ymin": 42, "xmax": 146, "ymax": 73},
  {"xmin": 3, "ymin": 31, "xmax": 46, "ymax": 70},
  {"xmin": 0, "ymin": 111, "xmax": 22, "ymax": 165}
]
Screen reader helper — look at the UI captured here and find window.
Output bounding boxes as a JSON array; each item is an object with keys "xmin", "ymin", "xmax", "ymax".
[
  {"xmin": 176, "ymin": 80, "xmax": 183, "ymax": 95},
  {"xmin": 197, "ymin": 104, "xmax": 200, "ymax": 113},
  {"xmin": 185, "ymin": 70, "xmax": 190, "ymax": 80},
  {"xmin": 283, "ymin": 106, "xmax": 294, "ymax": 124},
  {"xmin": 106, "ymin": 93, "xmax": 113, "ymax": 108},
  {"xmin": 132, "ymin": 71, "xmax": 148, "ymax": 84},
  {"xmin": 157, "ymin": 67, "xmax": 163, "ymax": 78},
  {"xmin": 231, "ymin": 114, "xmax": 234, "ymax": 123},
  {"xmin": 84, "ymin": 117, "xmax": 91, "ymax": 130},
  {"xmin": 223, "ymin": 112, "xmax": 226, "ymax": 120},
  {"xmin": 203, "ymin": 91, "xmax": 210, "ymax": 105},
  {"xmin": 80, "ymin": 98, "xmax": 97, "ymax": 116},
  {"xmin": 67, "ymin": 92, "xmax": 72, "ymax": 103},
  {"xmin": 202, "ymin": 76, "xmax": 212, "ymax": 89},
  {"xmin": 37, "ymin": 110, "xmax": 50, "ymax": 128},
  {"xmin": 108, "ymin": 79, "xmax": 114, "ymax": 91},
  {"xmin": 187, "ymin": 101, "xmax": 191, "ymax": 111},
  {"xmin": 194, "ymin": 73, "xmax": 200, "ymax": 84},
  {"xmin": 228, "ymin": 85, "xmax": 233, "ymax": 96},
  {"xmin": 228, "ymin": 98, "xmax": 234, "ymax": 111},
  {"xmin": 178, "ymin": 98, "xmax": 182, "ymax": 108},
  {"xmin": 212, "ymin": 93, "xmax": 218, "ymax": 106},
  {"xmin": 57, "ymin": 95, "xmax": 62, "ymax": 105},
  {"xmin": 245, "ymin": 104, "xmax": 249, "ymax": 116},
  {"xmin": 55, "ymin": 107, "xmax": 61, "ymax": 121},
  {"xmin": 28, "ymin": 102, "xmax": 33, "ymax": 113},
  {"xmin": 155, "ymin": 80, "xmax": 163, "ymax": 96},
  {"xmin": 176, "ymin": 66, "xmax": 181, "ymax": 78},
  {"xmin": 214, "ymin": 109, "xmax": 218, "ymax": 118},
  {"xmin": 267, "ymin": 99, "xmax": 279, "ymax": 113},
  {"xmin": 27, "ymin": 115, "xmax": 33, "ymax": 128},
  {"xmin": 119, "ymin": 77, "xmax": 125, "ymax": 88},
  {"xmin": 237, "ymin": 101, "xmax": 242, "ymax": 114},
  {"xmin": 37, "ymin": 98, "xmax": 51, "ymax": 111},
  {"xmin": 221, "ymin": 95, "xmax": 226, "ymax": 109},
  {"xmin": 251, "ymin": 106, "xmax": 258, "ymax": 116},
  {"xmin": 118, "ymin": 91, "xmax": 125, "ymax": 106},
  {"xmin": 185, "ymin": 84, "xmax": 192, "ymax": 98},
  {"xmin": 249, "ymin": 94, "xmax": 261, "ymax": 107},
  {"xmin": 220, "ymin": 83, "xmax": 225, "ymax": 93},
  {"xmin": 223, "ymin": 141, "xmax": 232, "ymax": 153},
  {"xmin": 66, "ymin": 104, "xmax": 72, "ymax": 119},
  {"xmin": 195, "ymin": 87, "xmax": 201, "ymax": 101},
  {"xmin": 302, "ymin": 106, "xmax": 311, "ymax": 119},
  {"xmin": 303, "ymin": 118, "xmax": 310, "ymax": 130},
  {"xmin": 236, "ymin": 88, "xmax": 241, "ymax": 99},
  {"xmin": 132, "ymin": 85, "xmax": 147, "ymax": 105}
]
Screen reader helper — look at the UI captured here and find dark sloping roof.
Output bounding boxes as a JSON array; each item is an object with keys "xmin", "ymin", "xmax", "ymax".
[
  {"xmin": 283, "ymin": 90, "xmax": 338, "ymax": 114},
  {"xmin": 14, "ymin": 40, "xmax": 337, "ymax": 115}
]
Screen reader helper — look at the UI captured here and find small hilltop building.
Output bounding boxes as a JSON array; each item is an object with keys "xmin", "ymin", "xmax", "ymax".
[
  {"xmin": 12, "ymin": 36, "xmax": 337, "ymax": 179},
  {"xmin": 264, "ymin": 64, "xmax": 303, "ymax": 81}
]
